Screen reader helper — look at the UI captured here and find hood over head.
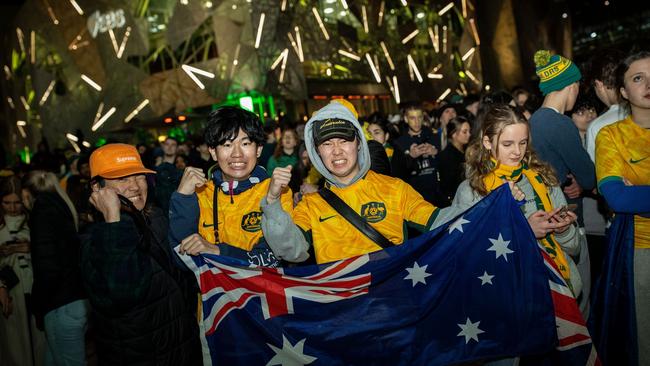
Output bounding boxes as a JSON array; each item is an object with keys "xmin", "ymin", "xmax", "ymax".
[{"xmin": 304, "ymin": 101, "xmax": 371, "ymax": 188}]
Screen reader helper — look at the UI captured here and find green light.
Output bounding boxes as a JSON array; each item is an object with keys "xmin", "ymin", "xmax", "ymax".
[
  {"xmin": 458, "ymin": 71, "xmax": 467, "ymax": 78},
  {"xmin": 168, "ymin": 127, "xmax": 187, "ymax": 142},
  {"xmin": 239, "ymin": 96, "xmax": 254, "ymax": 112},
  {"xmin": 95, "ymin": 137, "xmax": 107, "ymax": 147},
  {"xmin": 19, "ymin": 146, "xmax": 31, "ymax": 164}
]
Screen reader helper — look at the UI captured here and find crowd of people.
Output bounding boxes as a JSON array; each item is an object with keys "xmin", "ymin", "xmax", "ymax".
[{"xmin": 0, "ymin": 48, "xmax": 648, "ymax": 366}]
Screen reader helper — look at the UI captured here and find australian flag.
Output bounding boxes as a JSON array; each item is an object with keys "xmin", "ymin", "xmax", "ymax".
[{"xmin": 178, "ymin": 185, "xmax": 599, "ymax": 366}]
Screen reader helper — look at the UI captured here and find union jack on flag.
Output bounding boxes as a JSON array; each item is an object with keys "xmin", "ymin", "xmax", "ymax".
[{"xmin": 178, "ymin": 185, "xmax": 600, "ymax": 366}]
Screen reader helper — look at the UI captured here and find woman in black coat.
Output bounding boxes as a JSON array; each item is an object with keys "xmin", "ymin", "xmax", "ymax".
[
  {"xmin": 438, "ymin": 117, "xmax": 472, "ymax": 207},
  {"xmin": 23, "ymin": 171, "xmax": 88, "ymax": 365}
]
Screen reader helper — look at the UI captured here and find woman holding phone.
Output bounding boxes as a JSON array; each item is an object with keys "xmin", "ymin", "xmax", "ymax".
[{"xmin": 453, "ymin": 104, "xmax": 582, "ymax": 293}]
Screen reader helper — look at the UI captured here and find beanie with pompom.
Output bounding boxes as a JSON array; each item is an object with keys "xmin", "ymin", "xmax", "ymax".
[{"xmin": 534, "ymin": 50, "xmax": 582, "ymax": 95}]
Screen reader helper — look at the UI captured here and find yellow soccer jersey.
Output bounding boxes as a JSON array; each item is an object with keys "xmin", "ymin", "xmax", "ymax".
[
  {"xmin": 196, "ymin": 179, "xmax": 294, "ymax": 251},
  {"xmin": 596, "ymin": 116, "xmax": 650, "ymax": 248},
  {"xmin": 293, "ymin": 170, "xmax": 439, "ymax": 263}
]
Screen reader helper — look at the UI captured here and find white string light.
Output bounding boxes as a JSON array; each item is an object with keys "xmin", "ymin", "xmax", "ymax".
[
  {"xmin": 39, "ymin": 80, "xmax": 56, "ymax": 106},
  {"xmin": 312, "ymin": 8, "xmax": 330, "ymax": 41},
  {"xmin": 254, "ymin": 13, "xmax": 265, "ymax": 49},
  {"xmin": 116, "ymin": 26, "xmax": 131, "ymax": 59},
  {"xmin": 365, "ymin": 54, "xmax": 381, "ymax": 83},
  {"xmin": 438, "ymin": 2, "xmax": 454, "ymax": 16},
  {"xmin": 81, "ymin": 74, "xmax": 102, "ymax": 91},
  {"xmin": 124, "ymin": 99, "xmax": 150, "ymax": 123},
  {"xmin": 401, "ymin": 29, "xmax": 419, "ymax": 44},
  {"xmin": 92, "ymin": 107, "xmax": 117, "ymax": 131},
  {"xmin": 407, "ymin": 54, "xmax": 423, "ymax": 83},
  {"xmin": 338, "ymin": 49, "xmax": 361, "ymax": 61},
  {"xmin": 69, "ymin": 0, "xmax": 84, "ymax": 15},
  {"xmin": 437, "ymin": 88, "xmax": 451, "ymax": 102},
  {"xmin": 181, "ymin": 64, "xmax": 215, "ymax": 89}
]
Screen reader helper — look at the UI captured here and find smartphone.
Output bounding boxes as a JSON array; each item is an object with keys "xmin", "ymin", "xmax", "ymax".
[
  {"xmin": 117, "ymin": 194, "xmax": 138, "ymax": 212},
  {"xmin": 557, "ymin": 205, "xmax": 570, "ymax": 219}
]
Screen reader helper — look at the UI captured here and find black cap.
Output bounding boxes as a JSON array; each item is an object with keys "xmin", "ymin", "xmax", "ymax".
[{"xmin": 312, "ymin": 118, "xmax": 357, "ymax": 146}]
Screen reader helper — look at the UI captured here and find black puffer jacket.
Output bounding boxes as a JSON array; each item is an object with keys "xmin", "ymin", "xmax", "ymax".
[
  {"xmin": 30, "ymin": 192, "xmax": 86, "ymax": 323},
  {"xmin": 80, "ymin": 207, "xmax": 201, "ymax": 365}
]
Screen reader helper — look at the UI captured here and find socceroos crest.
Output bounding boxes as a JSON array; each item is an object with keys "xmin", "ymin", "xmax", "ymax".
[
  {"xmin": 360, "ymin": 202, "xmax": 387, "ymax": 223},
  {"xmin": 241, "ymin": 211, "xmax": 263, "ymax": 232}
]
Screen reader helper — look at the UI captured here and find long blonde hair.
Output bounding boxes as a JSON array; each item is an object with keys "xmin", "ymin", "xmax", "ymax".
[
  {"xmin": 23, "ymin": 171, "xmax": 79, "ymax": 231},
  {"xmin": 465, "ymin": 104, "xmax": 558, "ymax": 196}
]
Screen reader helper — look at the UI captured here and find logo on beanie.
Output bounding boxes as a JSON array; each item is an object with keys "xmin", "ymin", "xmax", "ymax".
[
  {"xmin": 360, "ymin": 202, "xmax": 386, "ymax": 223},
  {"xmin": 241, "ymin": 211, "xmax": 262, "ymax": 232},
  {"xmin": 538, "ymin": 58, "xmax": 571, "ymax": 82}
]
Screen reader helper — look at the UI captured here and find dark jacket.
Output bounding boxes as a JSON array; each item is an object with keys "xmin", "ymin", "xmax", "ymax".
[
  {"xmin": 438, "ymin": 144, "xmax": 466, "ymax": 207},
  {"xmin": 80, "ymin": 207, "xmax": 201, "ymax": 366},
  {"xmin": 29, "ymin": 191, "xmax": 86, "ymax": 322},
  {"xmin": 392, "ymin": 129, "xmax": 443, "ymax": 206}
]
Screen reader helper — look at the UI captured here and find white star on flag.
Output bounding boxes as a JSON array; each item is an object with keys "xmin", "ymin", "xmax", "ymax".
[
  {"xmin": 487, "ymin": 233, "xmax": 514, "ymax": 261},
  {"xmin": 477, "ymin": 271, "xmax": 494, "ymax": 285},
  {"xmin": 457, "ymin": 317, "xmax": 485, "ymax": 344},
  {"xmin": 404, "ymin": 261, "xmax": 432, "ymax": 287},
  {"xmin": 448, "ymin": 216, "xmax": 470, "ymax": 234},
  {"xmin": 266, "ymin": 335, "xmax": 317, "ymax": 366}
]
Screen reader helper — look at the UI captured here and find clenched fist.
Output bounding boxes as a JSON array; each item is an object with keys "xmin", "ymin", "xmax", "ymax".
[
  {"xmin": 266, "ymin": 166, "xmax": 292, "ymax": 204},
  {"xmin": 177, "ymin": 167, "xmax": 208, "ymax": 195}
]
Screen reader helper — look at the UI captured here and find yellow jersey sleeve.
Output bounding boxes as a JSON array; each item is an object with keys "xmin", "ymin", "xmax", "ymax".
[
  {"xmin": 399, "ymin": 180, "xmax": 438, "ymax": 231},
  {"xmin": 595, "ymin": 123, "xmax": 624, "ymax": 188}
]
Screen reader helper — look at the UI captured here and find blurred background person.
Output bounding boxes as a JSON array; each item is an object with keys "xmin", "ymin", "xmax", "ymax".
[
  {"xmin": 0, "ymin": 176, "xmax": 45, "ymax": 366},
  {"xmin": 23, "ymin": 171, "xmax": 88, "ymax": 366},
  {"xmin": 438, "ymin": 116, "xmax": 471, "ymax": 207},
  {"xmin": 267, "ymin": 128, "xmax": 299, "ymax": 175}
]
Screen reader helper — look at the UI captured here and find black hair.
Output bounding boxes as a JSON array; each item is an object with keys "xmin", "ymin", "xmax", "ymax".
[
  {"xmin": 366, "ymin": 113, "xmax": 391, "ymax": 134},
  {"xmin": 571, "ymin": 93, "xmax": 600, "ymax": 114},
  {"xmin": 463, "ymin": 94, "xmax": 480, "ymax": 107},
  {"xmin": 588, "ymin": 49, "xmax": 625, "ymax": 89},
  {"xmin": 204, "ymin": 106, "xmax": 265, "ymax": 148},
  {"xmin": 446, "ymin": 116, "xmax": 470, "ymax": 141},
  {"xmin": 400, "ymin": 101, "xmax": 424, "ymax": 115},
  {"xmin": 367, "ymin": 140, "xmax": 392, "ymax": 176}
]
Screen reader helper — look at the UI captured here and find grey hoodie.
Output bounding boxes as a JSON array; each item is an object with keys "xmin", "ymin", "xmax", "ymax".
[{"xmin": 260, "ymin": 102, "xmax": 369, "ymax": 262}]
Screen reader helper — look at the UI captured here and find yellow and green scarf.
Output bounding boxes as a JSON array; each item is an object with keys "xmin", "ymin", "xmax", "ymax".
[{"xmin": 483, "ymin": 159, "xmax": 572, "ymax": 285}]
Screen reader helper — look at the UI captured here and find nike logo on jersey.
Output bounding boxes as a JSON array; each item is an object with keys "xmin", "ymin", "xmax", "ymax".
[
  {"xmin": 318, "ymin": 215, "xmax": 336, "ymax": 222},
  {"xmin": 630, "ymin": 157, "xmax": 648, "ymax": 164}
]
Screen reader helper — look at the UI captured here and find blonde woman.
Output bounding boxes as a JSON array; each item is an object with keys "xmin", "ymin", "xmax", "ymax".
[{"xmin": 453, "ymin": 105, "xmax": 582, "ymax": 294}]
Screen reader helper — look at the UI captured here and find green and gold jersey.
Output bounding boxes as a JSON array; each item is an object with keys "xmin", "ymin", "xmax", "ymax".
[
  {"xmin": 293, "ymin": 170, "xmax": 439, "ymax": 263},
  {"xmin": 196, "ymin": 179, "xmax": 294, "ymax": 251},
  {"xmin": 596, "ymin": 116, "xmax": 650, "ymax": 248}
]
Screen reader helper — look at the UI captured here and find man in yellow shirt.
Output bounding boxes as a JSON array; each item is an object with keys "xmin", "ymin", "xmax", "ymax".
[
  {"xmin": 169, "ymin": 106, "xmax": 294, "ymax": 267},
  {"xmin": 261, "ymin": 101, "xmax": 460, "ymax": 264}
]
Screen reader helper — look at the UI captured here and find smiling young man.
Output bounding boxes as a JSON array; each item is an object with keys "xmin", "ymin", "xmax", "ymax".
[
  {"xmin": 168, "ymin": 106, "xmax": 294, "ymax": 267},
  {"xmin": 261, "ymin": 101, "xmax": 461, "ymax": 264}
]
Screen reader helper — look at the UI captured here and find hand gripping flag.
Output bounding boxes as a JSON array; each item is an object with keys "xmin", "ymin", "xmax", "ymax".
[{"xmin": 178, "ymin": 185, "xmax": 598, "ymax": 366}]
